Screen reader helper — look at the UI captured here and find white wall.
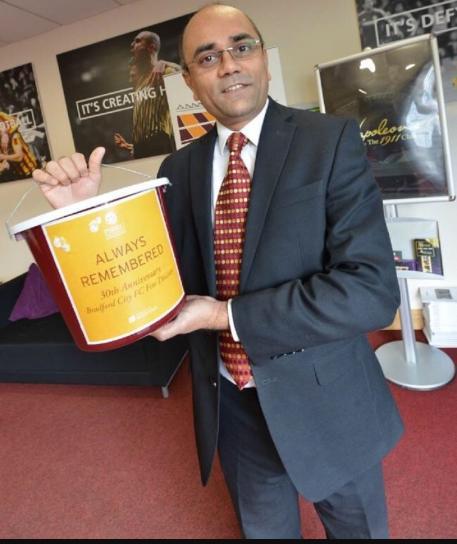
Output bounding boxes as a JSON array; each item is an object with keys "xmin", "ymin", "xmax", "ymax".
[{"xmin": 0, "ymin": 0, "xmax": 455, "ymax": 308}]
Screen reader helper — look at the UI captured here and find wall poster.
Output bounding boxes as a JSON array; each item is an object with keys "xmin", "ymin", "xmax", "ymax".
[
  {"xmin": 57, "ymin": 13, "xmax": 192, "ymax": 164},
  {"xmin": 316, "ymin": 34, "xmax": 454, "ymax": 203},
  {"xmin": 355, "ymin": 0, "xmax": 457, "ymax": 200},
  {"xmin": 0, "ymin": 63, "xmax": 51, "ymax": 183}
]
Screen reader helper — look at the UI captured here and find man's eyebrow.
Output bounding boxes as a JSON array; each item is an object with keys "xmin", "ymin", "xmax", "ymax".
[
  {"xmin": 192, "ymin": 33, "xmax": 257, "ymax": 57},
  {"xmin": 193, "ymin": 42, "xmax": 217, "ymax": 57},
  {"xmin": 230, "ymin": 33, "xmax": 256, "ymax": 42}
]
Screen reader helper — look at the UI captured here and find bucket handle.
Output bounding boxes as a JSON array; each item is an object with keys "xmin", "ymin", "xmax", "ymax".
[{"xmin": 5, "ymin": 162, "xmax": 171, "ymax": 239}]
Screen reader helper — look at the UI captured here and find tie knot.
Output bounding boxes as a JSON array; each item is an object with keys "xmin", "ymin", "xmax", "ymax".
[{"xmin": 227, "ymin": 132, "xmax": 247, "ymax": 155}]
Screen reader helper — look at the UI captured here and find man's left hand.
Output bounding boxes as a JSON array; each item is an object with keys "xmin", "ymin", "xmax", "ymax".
[{"xmin": 150, "ymin": 295, "xmax": 229, "ymax": 341}]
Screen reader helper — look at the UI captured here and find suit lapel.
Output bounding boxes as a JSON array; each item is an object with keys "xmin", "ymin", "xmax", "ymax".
[
  {"xmin": 240, "ymin": 101, "xmax": 296, "ymax": 290},
  {"xmin": 190, "ymin": 128, "xmax": 217, "ymax": 296}
]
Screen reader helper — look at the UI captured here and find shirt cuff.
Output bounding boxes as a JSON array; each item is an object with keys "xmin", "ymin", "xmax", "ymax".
[{"xmin": 227, "ymin": 298, "xmax": 240, "ymax": 342}]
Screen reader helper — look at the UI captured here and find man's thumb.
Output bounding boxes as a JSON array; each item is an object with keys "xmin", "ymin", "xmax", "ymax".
[{"xmin": 88, "ymin": 146, "xmax": 106, "ymax": 175}]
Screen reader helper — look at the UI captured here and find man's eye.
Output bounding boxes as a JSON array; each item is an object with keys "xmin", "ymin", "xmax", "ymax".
[
  {"xmin": 198, "ymin": 53, "xmax": 218, "ymax": 65},
  {"xmin": 236, "ymin": 42, "xmax": 251, "ymax": 54}
]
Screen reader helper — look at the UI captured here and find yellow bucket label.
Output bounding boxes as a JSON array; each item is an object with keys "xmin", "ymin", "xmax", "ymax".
[{"xmin": 43, "ymin": 189, "xmax": 184, "ymax": 344}]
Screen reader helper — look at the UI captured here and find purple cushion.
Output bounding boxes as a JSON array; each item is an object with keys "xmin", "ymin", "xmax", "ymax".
[{"xmin": 9, "ymin": 263, "xmax": 59, "ymax": 321}]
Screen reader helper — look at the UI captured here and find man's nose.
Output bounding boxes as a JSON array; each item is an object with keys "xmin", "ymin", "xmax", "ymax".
[{"xmin": 217, "ymin": 50, "xmax": 240, "ymax": 76}]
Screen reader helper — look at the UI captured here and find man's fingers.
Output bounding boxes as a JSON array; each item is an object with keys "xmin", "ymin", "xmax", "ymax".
[
  {"xmin": 70, "ymin": 152, "xmax": 89, "ymax": 177},
  {"xmin": 45, "ymin": 160, "xmax": 72, "ymax": 186},
  {"xmin": 32, "ymin": 147, "xmax": 104, "ymax": 194},
  {"xmin": 149, "ymin": 317, "xmax": 181, "ymax": 341},
  {"xmin": 32, "ymin": 168, "xmax": 58, "ymax": 187},
  {"xmin": 58, "ymin": 156, "xmax": 82, "ymax": 183},
  {"xmin": 88, "ymin": 147, "xmax": 105, "ymax": 177},
  {"xmin": 150, "ymin": 325, "xmax": 173, "ymax": 342}
]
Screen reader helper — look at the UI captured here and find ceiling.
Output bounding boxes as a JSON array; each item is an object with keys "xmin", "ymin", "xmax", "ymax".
[{"xmin": 0, "ymin": 0, "xmax": 142, "ymax": 47}]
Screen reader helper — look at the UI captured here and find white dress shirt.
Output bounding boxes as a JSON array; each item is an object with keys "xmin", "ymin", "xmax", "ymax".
[{"xmin": 212, "ymin": 99, "xmax": 269, "ymax": 388}]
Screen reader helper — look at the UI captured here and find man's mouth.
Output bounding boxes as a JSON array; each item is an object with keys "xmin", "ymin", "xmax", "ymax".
[{"xmin": 223, "ymin": 83, "xmax": 248, "ymax": 93}]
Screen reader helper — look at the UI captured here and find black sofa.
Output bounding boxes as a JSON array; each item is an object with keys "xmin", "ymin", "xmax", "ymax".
[{"xmin": 0, "ymin": 273, "xmax": 188, "ymax": 397}]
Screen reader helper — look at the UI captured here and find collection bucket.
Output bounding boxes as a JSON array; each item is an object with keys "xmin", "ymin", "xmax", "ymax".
[{"xmin": 8, "ymin": 178, "xmax": 185, "ymax": 351}]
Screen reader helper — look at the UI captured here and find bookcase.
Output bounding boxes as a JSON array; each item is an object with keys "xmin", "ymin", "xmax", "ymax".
[{"xmin": 387, "ymin": 217, "xmax": 444, "ymax": 278}]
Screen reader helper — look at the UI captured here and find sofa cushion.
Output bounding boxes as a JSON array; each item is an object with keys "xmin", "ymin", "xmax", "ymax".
[{"xmin": 9, "ymin": 264, "xmax": 59, "ymax": 321}]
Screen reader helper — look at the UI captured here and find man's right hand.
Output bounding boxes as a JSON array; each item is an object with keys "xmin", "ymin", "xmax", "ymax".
[{"xmin": 32, "ymin": 147, "xmax": 105, "ymax": 209}]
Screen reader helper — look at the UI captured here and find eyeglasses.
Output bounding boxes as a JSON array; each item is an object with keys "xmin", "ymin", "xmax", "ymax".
[{"xmin": 186, "ymin": 39, "xmax": 263, "ymax": 70}]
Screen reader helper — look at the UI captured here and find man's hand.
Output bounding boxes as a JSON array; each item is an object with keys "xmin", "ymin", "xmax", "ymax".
[
  {"xmin": 150, "ymin": 295, "xmax": 229, "ymax": 341},
  {"xmin": 114, "ymin": 133, "xmax": 133, "ymax": 152},
  {"xmin": 32, "ymin": 147, "xmax": 105, "ymax": 209}
]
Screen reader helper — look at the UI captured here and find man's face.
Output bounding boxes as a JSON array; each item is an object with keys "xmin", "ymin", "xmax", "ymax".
[
  {"xmin": 182, "ymin": 6, "xmax": 270, "ymax": 131},
  {"xmin": 130, "ymin": 32, "xmax": 152, "ymax": 57}
]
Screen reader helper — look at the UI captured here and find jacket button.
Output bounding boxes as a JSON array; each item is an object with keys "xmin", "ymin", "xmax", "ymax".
[{"xmin": 210, "ymin": 378, "xmax": 217, "ymax": 388}]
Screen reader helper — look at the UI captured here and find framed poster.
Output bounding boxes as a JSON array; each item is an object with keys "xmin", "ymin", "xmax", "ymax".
[
  {"xmin": 355, "ymin": 1, "xmax": 457, "ymax": 199},
  {"xmin": 57, "ymin": 13, "xmax": 193, "ymax": 164},
  {"xmin": 0, "ymin": 63, "xmax": 51, "ymax": 183},
  {"xmin": 315, "ymin": 34, "xmax": 454, "ymax": 203}
]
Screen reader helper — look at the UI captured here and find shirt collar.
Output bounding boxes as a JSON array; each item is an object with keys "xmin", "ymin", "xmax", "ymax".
[{"xmin": 216, "ymin": 98, "xmax": 269, "ymax": 154}]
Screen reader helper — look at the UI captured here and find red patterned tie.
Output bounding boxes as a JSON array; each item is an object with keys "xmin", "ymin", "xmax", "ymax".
[{"xmin": 214, "ymin": 132, "xmax": 252, "ymax": 390}]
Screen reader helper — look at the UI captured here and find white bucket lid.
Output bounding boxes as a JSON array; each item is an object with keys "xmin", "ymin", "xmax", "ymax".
[{"xmin": 9, "ymin": 177, "xmax": 170, "ymax": 239}]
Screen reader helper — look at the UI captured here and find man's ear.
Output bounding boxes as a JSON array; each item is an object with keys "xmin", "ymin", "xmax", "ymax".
[{"xmin": 182, "ymin": 70, "xmax": 199, "ymax": 102}]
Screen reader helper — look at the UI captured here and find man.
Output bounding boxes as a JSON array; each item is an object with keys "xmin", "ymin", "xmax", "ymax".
[
  {"xmin": 33, "ymin": 4, "xmax": 403, "ymax": 539},
  {"xmin": 0, "ymin": 111, "xmax": 38, "ymax": 180},
  {"xmin": 114, "ymin": 30, "xmax": 181, "ymax": 158}
]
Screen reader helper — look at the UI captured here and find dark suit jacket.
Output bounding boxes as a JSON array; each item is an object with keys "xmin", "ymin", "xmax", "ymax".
[{"xmin": 158, "ymin": 99, "xmax": 404, "ymax": 502}]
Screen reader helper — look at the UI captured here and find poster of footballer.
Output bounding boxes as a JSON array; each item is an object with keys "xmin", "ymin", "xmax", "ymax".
[
  {"xmin": 57, "ymin": 13, "xmax": 192, "ymax": 164},
  {"xmin": 0, "ymin": 63, "xmax": 51, "ymax": 183}
]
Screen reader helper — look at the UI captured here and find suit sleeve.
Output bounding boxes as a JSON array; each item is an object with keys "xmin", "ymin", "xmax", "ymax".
[{"xmin": 231, "ymin": 119, "xmax": 400, "ymax": 362}]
